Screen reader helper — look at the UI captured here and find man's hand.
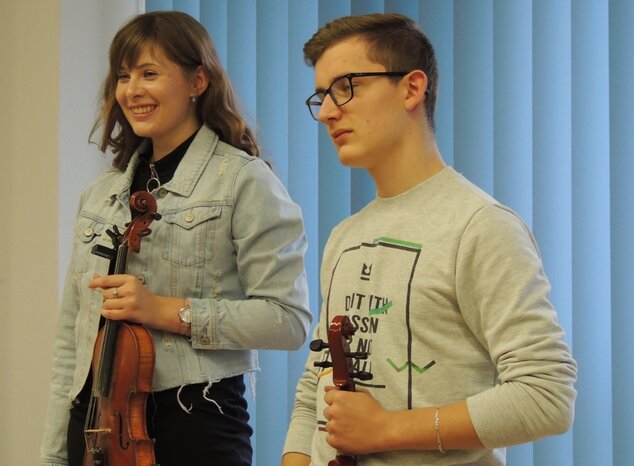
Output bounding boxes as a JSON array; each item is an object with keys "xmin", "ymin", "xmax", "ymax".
[{"xmin": 322, "ymin": 386, "xmax": 393, "ymax": 455}]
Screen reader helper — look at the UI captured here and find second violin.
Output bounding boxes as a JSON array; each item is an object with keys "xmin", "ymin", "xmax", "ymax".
[{"xmin": 310, "ymin": 315, "xmax": 373, "ymax": 466}]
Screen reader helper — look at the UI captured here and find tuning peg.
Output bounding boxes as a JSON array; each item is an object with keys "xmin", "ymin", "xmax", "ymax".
[
  {"xmin": 105, "ymin": 226, "xmax": 122, "ymax": 245},
  {"xmin": 352, "ymin": 371, "xmax": 373, "ymax": 381},
  {"xmin": 345, "ymin": 351, "xmax": 369, "ymax": 360},
  {"xmin": 310, "ymin": 339, "xmax": 328, "ymax": 352},
  {"xmin": 314, "ymin": 361, "xmax": 332, "ymax": 369}
]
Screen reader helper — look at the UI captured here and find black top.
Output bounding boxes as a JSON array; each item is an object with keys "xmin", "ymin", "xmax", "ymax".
[{"xmin": 130, "ymin": 129, "xmax": 199, "ymax": 196}]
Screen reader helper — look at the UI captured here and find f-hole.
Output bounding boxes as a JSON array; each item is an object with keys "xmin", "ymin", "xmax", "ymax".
[{"xmin": 115, "ymin": 411, "xmax": 130, "ymax": 450}]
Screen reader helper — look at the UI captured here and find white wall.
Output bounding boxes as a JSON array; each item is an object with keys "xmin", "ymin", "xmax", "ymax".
[
  {"xmin": 58, "ymin": 0, "xmax": 142, "ymax": 287},
  {"xmin": 0, "ymin": 2, "xmax": 60, "ymax": 464},
  {"xmin": 0, "ymin": 1, "xmax": 139, "ymax": 464}
]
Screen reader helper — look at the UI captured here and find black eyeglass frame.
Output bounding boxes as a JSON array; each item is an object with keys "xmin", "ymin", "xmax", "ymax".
[{"xmin": 305, "ymin": 71, "xmax": 411, "ymax": 120}]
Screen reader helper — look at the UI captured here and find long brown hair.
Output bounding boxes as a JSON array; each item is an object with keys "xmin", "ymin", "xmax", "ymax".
[
  {"xmin": 91, "ymin": 11, "xmax": 260, "ymax": 170},
  {"xmin": 304, "ymin": 13, "xmax": 439, "ymax": 131}
]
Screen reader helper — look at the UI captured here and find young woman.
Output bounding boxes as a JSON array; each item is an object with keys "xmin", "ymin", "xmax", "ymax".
[{"xmin": 40, "ymin": 11, "xmax": 311, "ymax": 466}]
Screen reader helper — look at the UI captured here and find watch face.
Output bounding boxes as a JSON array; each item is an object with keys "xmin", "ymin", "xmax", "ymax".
[{"xmin": 179, "ymin": 307, "xmax": 192, "ymax": 324}]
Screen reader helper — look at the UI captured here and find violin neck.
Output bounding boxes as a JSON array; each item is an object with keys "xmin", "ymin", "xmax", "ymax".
[
  {"xmin": 113, "ymin": 243, "xmax": 129, "ymax": 275},
  {"xmin": 93, "ymin": 243, "xmax": 129, "ymax": 397},
  {"xmin": 93, "ymin": 320, "xmax": 119, "ymax": 397}
]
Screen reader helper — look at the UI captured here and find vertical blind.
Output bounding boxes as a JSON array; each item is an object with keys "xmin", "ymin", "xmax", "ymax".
[{"xmin": 144, "ymin": 1, "xmax": 632, "ymax": 465}]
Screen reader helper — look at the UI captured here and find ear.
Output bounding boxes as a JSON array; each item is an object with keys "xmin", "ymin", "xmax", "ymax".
[
  {"xmin": 192, "ymin": 66, "xmax": 210, "ymax": 97},
  {"xmin": 403, "ymin": 70, "xmax": 428, "ymax": 112}
]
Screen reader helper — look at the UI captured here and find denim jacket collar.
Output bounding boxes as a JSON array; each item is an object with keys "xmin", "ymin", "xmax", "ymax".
[{"xmin": 106, "ymin": 126, "xmax": 221, "ymax": 204}]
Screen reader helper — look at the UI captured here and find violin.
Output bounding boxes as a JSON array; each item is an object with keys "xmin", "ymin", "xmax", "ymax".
[
  {"xmin": 310, "ymin": 315, "xmax": 373, "ymax": 466},
  {"xmin": 83, "ymin": 191, "xmax": 161, "ymax": 466}
]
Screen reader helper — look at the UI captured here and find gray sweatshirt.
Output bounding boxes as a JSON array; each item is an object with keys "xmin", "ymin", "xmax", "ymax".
[{"xmin": 283, "ymin": 167, "xmax": 576, "ymax": 465}]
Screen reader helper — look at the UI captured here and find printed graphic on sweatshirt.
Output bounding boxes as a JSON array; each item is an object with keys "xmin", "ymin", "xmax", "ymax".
[{"xmin": 319, "ymin": 237, "xmax": 435, "ymax": 409}]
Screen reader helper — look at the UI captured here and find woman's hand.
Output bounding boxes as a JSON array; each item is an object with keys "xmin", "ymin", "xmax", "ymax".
[{"xmin": 88, "ymin": 273, "xmax": 185, "ymax": 333}]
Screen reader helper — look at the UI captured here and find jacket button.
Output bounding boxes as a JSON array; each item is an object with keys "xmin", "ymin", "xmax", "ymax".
[
  {"xmin": 185, "ymin": 210, "xmax": 194, "ymax": 222},
  {"xmin": 158, "ymin": 187, "xmax": 168, "ymax": 198},
  {"xmin": 136, "ymin": 274, "xmax": 146, "ymax": 284},
  {"xmin": 200, "ymin": 336, "xmax": 210, "ymax": 345},
  {"xmin": 84, "ymin": 227, "xmax": 94, "ymax": 237}
]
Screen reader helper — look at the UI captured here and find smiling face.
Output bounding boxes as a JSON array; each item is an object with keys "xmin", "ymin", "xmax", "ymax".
[
  {"xmin": 314, "ymin": 37, "xmax": 410, "ymax": 174},
  {"xmin": 115, "ymin": 44, "xmax": 201, "ymax": 159}
]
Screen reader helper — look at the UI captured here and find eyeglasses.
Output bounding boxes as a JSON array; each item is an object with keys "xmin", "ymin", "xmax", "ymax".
[{"xmin": 305, "ymin": 71, "xmax": 410, "ymax": 120}]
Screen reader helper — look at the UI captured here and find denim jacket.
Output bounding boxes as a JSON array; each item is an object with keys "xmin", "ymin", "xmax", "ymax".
[{"xmin": 40, "ymin": 126, "xmax": 312, "ymax": 465}]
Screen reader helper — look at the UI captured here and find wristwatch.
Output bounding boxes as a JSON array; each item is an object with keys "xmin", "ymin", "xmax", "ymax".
[{"xmin": 178, "ymin": 301, "xmax": 192, "ymax": 334}]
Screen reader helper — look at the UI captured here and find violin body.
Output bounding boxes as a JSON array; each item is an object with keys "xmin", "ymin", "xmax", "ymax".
[{"xmin": 83, "ymin": 322, "xmax": 156, "ymax": 466}]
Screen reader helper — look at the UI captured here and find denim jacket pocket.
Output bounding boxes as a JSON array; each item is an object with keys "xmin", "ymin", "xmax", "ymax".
[{"xmin": 161, "ymin": 205, "xmax": 222, "ymax": 266}]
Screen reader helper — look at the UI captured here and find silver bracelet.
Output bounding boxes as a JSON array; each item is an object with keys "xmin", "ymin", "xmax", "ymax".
[{"xmin": 434, "ymin": 407, "xmax": 447, "ymax": 453}]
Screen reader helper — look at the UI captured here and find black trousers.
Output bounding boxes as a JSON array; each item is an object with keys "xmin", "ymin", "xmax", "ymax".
[{"xmin": 68, "ymin": 375, "xmax": 253, "ymax": 466}]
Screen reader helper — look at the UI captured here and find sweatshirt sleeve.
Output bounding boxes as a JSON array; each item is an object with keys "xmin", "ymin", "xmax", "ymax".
[{"xmin": 457, "ymin": 204, "xmax": 577, "ymax": 448}]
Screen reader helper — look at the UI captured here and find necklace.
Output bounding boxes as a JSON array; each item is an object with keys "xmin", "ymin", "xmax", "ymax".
[{"xmin": 146, "ymin": 162, "xmax": 161, "ymax": 193}]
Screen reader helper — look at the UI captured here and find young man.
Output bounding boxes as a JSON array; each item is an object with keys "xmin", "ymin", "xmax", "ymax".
[{"xmin": 282, "ymin": 13, "xmax": 577, "ymax": 466}]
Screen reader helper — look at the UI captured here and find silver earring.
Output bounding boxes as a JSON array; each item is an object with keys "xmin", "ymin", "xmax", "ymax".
[{"xmin": 190, "ymin": 95, "xmax": 197, "ymax": 103}]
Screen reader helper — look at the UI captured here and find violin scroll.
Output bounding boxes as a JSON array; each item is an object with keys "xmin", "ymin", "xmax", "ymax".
[
  {"xmin": 125, "ymin": 191, "xmax": 162, "ymax": 253},
  {"xmin": 311, "ymin": 315, "xmax": 373, "ymax": 390}
]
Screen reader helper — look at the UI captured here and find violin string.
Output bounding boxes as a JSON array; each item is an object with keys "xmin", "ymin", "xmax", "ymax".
[{"xmin": 84, "ymin": 391, "xmax": 97, "ymax": 449}]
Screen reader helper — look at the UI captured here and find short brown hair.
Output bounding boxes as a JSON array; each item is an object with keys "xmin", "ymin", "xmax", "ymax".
[
  {"xmin": 92, "ymin": 11, "xmax": 260, "ymax": 170},
  {"xmin": 304, "ymin": 13, "xmax": 438, "ymax": 130}
]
